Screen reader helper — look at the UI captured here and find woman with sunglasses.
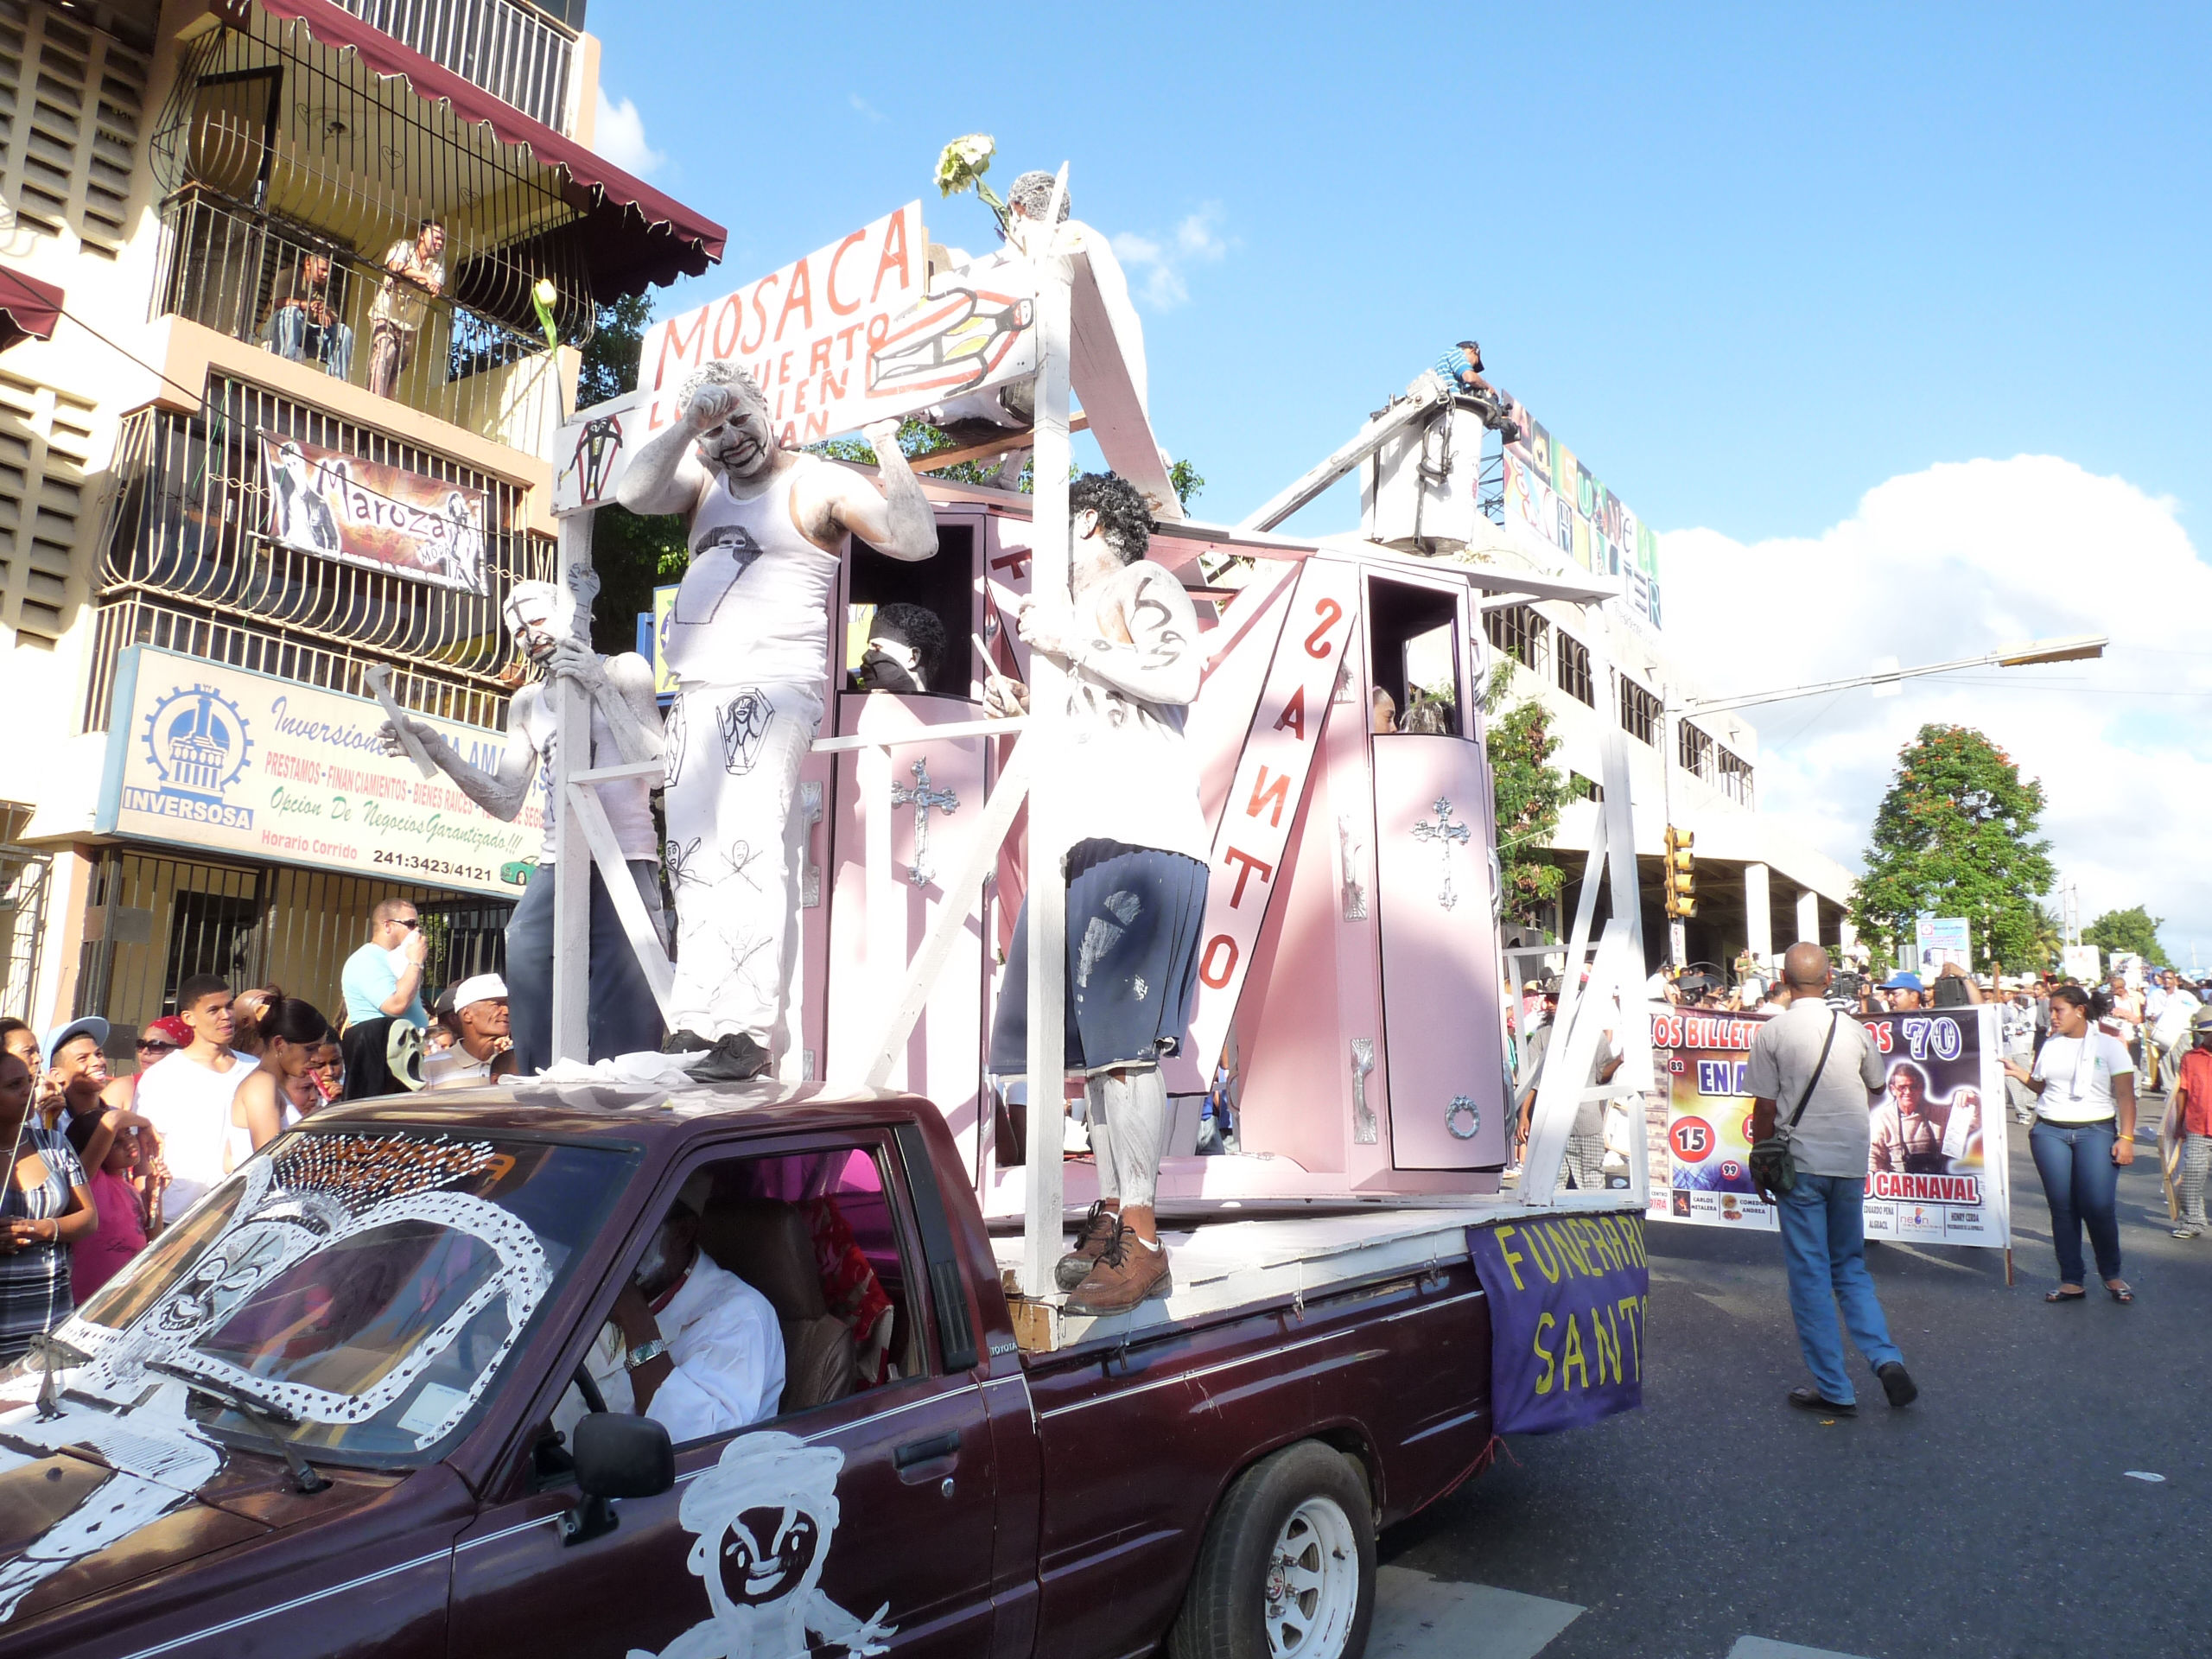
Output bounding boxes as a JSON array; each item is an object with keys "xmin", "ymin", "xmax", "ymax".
[
  {"xmin": 0, "ymin": 1048, "xmax": 96, "ymax": 1363},
  {"xmin": 2003, "ymin": 983, "xmax": 2138, "ymax": 1302},
  {"xmin": 104, "ymin": 1017, "xmax": 191, "ymax": 1114}
]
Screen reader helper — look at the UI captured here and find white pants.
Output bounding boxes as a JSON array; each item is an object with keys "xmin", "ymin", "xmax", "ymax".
[{"xmin": 663, "ymin": 681, "xmax": 823, "ymax": 1051}]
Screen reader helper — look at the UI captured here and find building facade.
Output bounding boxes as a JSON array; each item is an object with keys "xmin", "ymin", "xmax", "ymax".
[{"xmin": 0, "ymin": 0, "xmax": 718, "ymax": 1051}]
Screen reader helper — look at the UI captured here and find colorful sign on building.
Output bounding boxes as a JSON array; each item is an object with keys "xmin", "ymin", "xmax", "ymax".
[
  {"xmin": 558, "ymin": 202, "xmax": 1040, "ymax": 515},
  {"xmin": 1497, "ymin": 398, "xmax": 1662, "ymax": 632},
  {"xmin": 258, "ymin": 434, "xmax": 490, "ymax": 594},
  {"xmin": 1643, "ymin": 1004, "xmax": 2011, "ymax": 1249},
  {"xmin": 97, "ymin": 646, "xmax": 537, "ymax": 898}
]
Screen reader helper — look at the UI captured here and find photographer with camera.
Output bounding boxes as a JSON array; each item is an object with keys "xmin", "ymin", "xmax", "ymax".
[{"xmin": 1745, "ymin": 944, "xmax": 1916, "ymax": 1415}]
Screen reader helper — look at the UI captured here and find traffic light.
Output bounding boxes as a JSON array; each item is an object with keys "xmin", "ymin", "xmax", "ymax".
[{"xmin": 1662, "ymin": 825, "xmax": 1697, "ymax": 918}]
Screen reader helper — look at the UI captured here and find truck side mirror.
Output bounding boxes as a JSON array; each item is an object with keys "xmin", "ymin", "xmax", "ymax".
[{"xmin": 562, "ymin": 1412, "xmax": 674, "ymax": 1546}]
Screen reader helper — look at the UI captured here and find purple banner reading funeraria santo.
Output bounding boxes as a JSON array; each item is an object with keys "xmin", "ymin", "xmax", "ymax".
[{"xmin": 1467, "ymin": 1214, "xmax": 1649, "ymax": 1434}]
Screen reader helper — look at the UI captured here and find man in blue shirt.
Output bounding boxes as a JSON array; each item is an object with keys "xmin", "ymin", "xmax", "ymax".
[{"xmin": 340, "ymin": 898, "xmax": 428, "ymax": 1029}]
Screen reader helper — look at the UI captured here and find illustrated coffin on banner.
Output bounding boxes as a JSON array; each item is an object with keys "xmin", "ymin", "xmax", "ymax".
[
  {"xmin": 258, "ymin": 434, "xmax": 490, "ymax": 594},
  {"xmin": 96, "ymin": 645, "xmax": 536, "ymax": 898}
]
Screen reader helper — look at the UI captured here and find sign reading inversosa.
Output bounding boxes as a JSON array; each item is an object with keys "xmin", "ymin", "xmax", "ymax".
[{"xmin": 97, "ymin": 646, "xmax": 537, "ymax": 898}]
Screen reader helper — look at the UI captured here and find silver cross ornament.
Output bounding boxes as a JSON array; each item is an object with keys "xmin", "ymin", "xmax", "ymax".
[
  {"xmin": 890, "ymin": 758, "xmax": 959, "ymax": 887},
  {"xmin": 1409, "ymin": 797, "xmax": 1471, "ymax": 910}
]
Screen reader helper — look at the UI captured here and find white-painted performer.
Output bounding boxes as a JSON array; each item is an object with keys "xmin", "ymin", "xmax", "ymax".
[
  {"xmin": 378, "ymin": 581, "xmax": 666, "ymax": 1072},
  {"xmin": 616, "ymin": 365, "xmax": 938, "ymax": 1082}
]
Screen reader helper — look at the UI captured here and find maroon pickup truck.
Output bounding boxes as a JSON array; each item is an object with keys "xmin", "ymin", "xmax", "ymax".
[{"xmin": 0, "ymin": 1083, "xmax": 1501, "ymax": 1659}]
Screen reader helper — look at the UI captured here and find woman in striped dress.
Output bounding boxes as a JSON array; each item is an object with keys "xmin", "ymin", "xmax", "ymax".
[{"xmin": 0, "ymin": 1049, "xmax": 96, "ymax": 1364}]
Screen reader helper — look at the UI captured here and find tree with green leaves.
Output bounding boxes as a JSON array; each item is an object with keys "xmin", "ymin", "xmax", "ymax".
[
  {"xmin": 1479, "ymin": 662, "xmax": 1573, "ymax": 928},
  {"xmin": 1850, "ymin": 724, "xmax": 2056, "ymax": 971},
  {"xmin": 2082, "ymin": 905, "xmax": 2169, "ymax": 966},
  {"xmin": 579, "ymin": 295, "xmax": 686, "ymax": 653}
]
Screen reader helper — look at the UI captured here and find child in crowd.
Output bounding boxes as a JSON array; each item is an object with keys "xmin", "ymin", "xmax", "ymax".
[{"xmin": 66, "ymin": 1108, "xmax": 148, "ymax": 1302}]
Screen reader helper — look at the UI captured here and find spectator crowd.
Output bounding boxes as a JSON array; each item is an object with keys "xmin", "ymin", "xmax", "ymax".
[{"xmin": 0, "ymin": 892, "xmax": 519, "ymax": 1363}]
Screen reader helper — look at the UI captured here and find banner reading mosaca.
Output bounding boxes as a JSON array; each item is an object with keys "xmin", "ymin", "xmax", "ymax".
[
  {"xmin": 553, "ymin": 201, "xmax": 1039, "ymax": 516},
  {"xmin": 1643, "ymin": 1003, "xmax": 2011, "ymax": 1249},
  {"xmin": 258, "ymin": 434, "xmax": 489, "ymax": 594},
  {"xmin": 96, "ymin": 645, "xmax": 537, "ymax": 898}
]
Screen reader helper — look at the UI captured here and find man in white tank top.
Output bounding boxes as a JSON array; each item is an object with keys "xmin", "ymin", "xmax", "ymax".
[
  {"xmin": 618, "ymin": 360, "xmax": 938, "ymax": 1081},
  {"xmin": 379, "ymin": 581, "xmax": 667, "ymax": 1072}
]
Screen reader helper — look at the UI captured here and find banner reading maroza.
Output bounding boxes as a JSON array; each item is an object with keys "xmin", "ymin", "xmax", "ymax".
[
  {"xmin": 1643, "ymin": 1004, "xmax": 2010, "ymax": 1249},
  {"xmin": 259, "ymin": 433, "xmax": 489, "ymax": 594}
]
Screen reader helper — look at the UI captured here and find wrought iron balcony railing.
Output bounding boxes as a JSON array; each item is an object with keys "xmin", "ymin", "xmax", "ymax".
[
  {"xmin": 334, "ymin": 0, "xmax": 578, "ymax": 132},
  {"xmin": 154, "ymin": 188, "xmax": 568, "ymax": 455}
]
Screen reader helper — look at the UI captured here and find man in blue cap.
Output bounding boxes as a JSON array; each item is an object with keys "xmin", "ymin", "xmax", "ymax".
[
  {"xmin": 40, "ymin": 1017, "xmax": 148, "ymax": 1176},
  {"xmin": 1879, "ymin": 971, "xmax": 1926, "ymax": 1012}
]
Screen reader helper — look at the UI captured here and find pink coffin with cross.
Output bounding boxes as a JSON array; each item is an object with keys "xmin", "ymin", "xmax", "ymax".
[{"xmin": 791, "ymin": 490, "xmax": 1512, "ymax": 1217}]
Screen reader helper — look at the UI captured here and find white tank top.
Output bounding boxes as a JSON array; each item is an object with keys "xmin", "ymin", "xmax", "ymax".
[
  {"xmin": 665, "ymin": 461, "xmax": 840, "ymax": 690},
  {"xmin": 514, "ymin": 680, "xmax": 658, "ymax": 863}
]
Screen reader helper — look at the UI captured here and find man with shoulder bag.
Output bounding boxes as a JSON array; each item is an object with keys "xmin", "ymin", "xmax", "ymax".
[{"xmin": 1745, "ymin": 943, "xmax": 1918, "ymax": 1416}]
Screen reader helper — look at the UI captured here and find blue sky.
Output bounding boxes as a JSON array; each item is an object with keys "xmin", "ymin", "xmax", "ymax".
[
  {"xmin": 589, "ymin": 2, "xmax": 2212, "ymax": 959},
  {"xmin": 594, "ymin": 1, "xmax": 2210, "ymax": 542}
]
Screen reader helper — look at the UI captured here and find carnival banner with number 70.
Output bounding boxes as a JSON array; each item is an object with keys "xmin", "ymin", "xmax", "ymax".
[{"xmin": 1643, "ymin": 1003, "xmax": 2010, "ymax": 1249}]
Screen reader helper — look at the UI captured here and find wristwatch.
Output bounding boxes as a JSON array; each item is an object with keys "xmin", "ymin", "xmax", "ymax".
[{"xmin": 625, "ymin": 1337, "xmax": 669, "ymax": 1371}]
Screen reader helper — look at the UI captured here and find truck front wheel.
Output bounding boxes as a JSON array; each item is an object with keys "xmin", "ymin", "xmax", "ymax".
[{"xmin": 1168, "ymin": 1440, "xmax": 1376, "ymax": 1659}]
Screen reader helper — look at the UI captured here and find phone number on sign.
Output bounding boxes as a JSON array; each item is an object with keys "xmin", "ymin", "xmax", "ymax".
[{"xmin": 372, "ymin": 850, "xmax": 493, "ymax": 883}]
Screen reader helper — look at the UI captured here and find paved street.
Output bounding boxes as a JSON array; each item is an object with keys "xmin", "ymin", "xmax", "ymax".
[{"xmin": 1372, "ymin": 1107, "xmax": 2211, "ymax": 1659}]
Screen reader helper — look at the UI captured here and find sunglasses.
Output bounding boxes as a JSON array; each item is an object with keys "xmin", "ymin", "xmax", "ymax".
[
  {"xmin": 137, "ymin": 1039, "xmax": 178, "ymax": 1054},
  {"xmin": 393, "ymin": 918, "xmax": 421, "ymax": 931}
]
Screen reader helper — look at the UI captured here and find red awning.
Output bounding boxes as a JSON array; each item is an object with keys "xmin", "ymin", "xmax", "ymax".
[
  {"xmin": 0, "ymin": 266, "xmax": 62, "ymax": 353},
  {"xmin": 246, "ymin": 0, "xmax": 724, "ymax": 301}
]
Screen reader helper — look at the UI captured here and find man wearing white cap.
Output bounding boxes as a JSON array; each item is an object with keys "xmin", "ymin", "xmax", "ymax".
[
  {"xmin": 381, "ymin": 580, "xmax": 664, "ymax": 1073},
  {"xmin": 40, "ymin": 1017, "xmax": 151, "ymax": 1183},
  {"xmin": 423, "ymin": 975, "xmax": 515, "ymax": 1090}
]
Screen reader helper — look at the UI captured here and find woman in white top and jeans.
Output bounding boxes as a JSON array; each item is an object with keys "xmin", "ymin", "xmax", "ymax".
[{"xmin": 2004, "ymin": 984, "xmax": 2137, "ymax": 1302}]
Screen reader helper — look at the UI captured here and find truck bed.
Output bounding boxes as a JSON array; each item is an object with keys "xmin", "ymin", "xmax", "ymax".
[{"xmin": 993, "ymin": 1200, "xmax": 1618, "ymax": 1351}]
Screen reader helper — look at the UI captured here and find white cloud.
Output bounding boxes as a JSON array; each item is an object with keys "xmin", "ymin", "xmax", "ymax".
[
  {"xmin": 849, "ymin": 92, "xmax": 887, "ymax": 124},
  {"xmin": 1659, "ymin": 455, "xmax": 2212, "ymax": 963},
  {"xmin": 1110, "ymin": 205, "xmax": 1231, "ymax": 310},
  {"xmin": 594, "ymin": 92, "xmax": 664, "ymax": 175}
]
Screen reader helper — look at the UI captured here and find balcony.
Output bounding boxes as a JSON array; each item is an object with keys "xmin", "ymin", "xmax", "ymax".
[
  {"xmin": 154, "ymin": 188, "xmax": 568, "ymax": 454},
  {"xmin": 87, "ymin": 367, "xmax": 555, "ymax": 733},
  {"xmin": 331, "ymin": 0, "xmax": 579, "ymax": 132}
]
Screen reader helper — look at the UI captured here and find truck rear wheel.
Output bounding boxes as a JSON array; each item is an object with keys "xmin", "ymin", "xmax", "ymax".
[{"xmin": 1168, "ymin": 1440, "xmax": 1376, "ymax": 1659}]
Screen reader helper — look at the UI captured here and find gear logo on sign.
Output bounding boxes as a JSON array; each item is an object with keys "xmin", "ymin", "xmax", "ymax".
[{"xmin": 127, "ymin": 683, "xmax": 256, "ymax": 830}]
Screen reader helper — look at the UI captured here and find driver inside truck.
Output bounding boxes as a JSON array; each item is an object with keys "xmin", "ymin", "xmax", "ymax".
[{"xmin": 569, "ymin": 1200, "xmax": 787, "ymax": 1444}]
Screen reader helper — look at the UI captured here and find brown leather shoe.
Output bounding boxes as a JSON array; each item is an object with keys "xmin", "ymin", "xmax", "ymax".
[
  {"xmin": 1064, "ymin": 1222, "xmax": 1171, "ymax": 1316},
  {"xmin": 1055, "ymin": 1200, "xmax": 1122, "ymax": 1292}
]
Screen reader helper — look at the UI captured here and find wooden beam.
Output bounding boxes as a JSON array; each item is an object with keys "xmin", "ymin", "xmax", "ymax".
[
  {"xmin": 1021, "ymin": 218, "xmax": 1076, "ymax": 1298},
  {"xmin": 908, "ymin": 411, "xmax": 1089, "ymax": 475}
]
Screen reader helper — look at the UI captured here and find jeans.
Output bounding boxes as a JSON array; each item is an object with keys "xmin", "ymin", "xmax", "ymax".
[
  {"xmin": 2029, "ymin": 1118, "xmax": 2122, "ymax": 1284},
  {"xmin": 1776, "ymin": 1172, "xmax": 1903, "ymax": 1405},
  {"xmin": 504, "ymin": 858, "xmax": 667, "ymax": 1074},
  {"xmin": 269, "ymin": 305, "xmax": 355, "ymax": 381}
]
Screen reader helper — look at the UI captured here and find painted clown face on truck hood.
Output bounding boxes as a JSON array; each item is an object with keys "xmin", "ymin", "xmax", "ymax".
[{"xmin": 0, "ymin": 1127, "xmax": 624, "ymax": 1629}]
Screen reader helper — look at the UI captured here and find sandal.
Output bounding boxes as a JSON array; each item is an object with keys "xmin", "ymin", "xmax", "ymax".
[
  {"xmin": 2044, "ymin": 1287, "xmax": 2086, "ymax": 1302},
  {"xmin": 2106, "ymin": 1281, "xmax": 2134, "ymax": 1304}
]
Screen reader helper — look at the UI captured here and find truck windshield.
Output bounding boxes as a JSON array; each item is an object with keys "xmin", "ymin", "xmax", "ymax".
[{"xmin": 72, "ymin": 1125, "xmax": 636, "ymax": 1465}]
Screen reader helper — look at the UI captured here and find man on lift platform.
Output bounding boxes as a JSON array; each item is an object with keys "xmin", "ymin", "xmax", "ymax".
[
  {"xmin": 984, "ymin": 474, "xmax": 1211, "ymax": 1314},
  {"xmin": 617, "ymin": 361, "xmax": 939, "ymax": 1082}
]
